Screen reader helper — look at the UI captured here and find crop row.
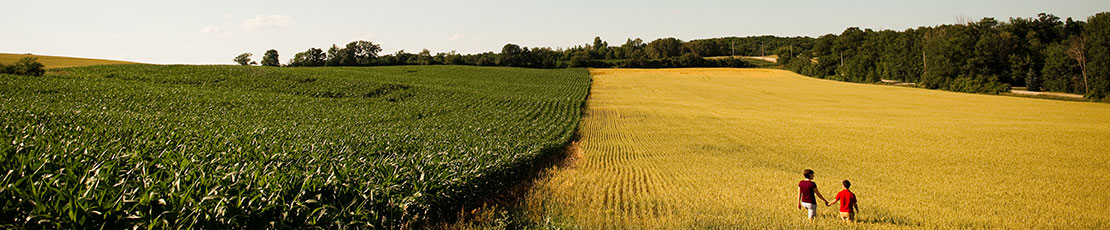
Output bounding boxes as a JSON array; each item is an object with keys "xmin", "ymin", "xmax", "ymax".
[{"xmin": 0, "ymin": 65, "xmax": 590, "ymax": 228}]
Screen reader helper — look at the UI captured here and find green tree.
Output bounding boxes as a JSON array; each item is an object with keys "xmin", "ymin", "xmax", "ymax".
[
  {"xmin": 393, "ymin": 50, "xmax": 415, "ymax": 65},
  {"xmin": 499, "ymin": 44, "xmax": 523, "ymax": 67},
  {"xmin": 341, "ymin": 41, "xmax": 382, "ymax": 66},
  {"xmin": 261, "ymin": 49, "xmax": 280, "ymax": 67},
  {"xmin": 810, "ymin": 34, "xmax": 839, "ymax": 78},
  {"xmin": 676, "ymin": 53, "xmax": 704, "ymax": 67},
  {"xmin": 621, "ymin": 38, "xmax": 645, "ymax": 59},
  {"xmin": 621, "ymin": 51, "xmax": 648, "ymax": 68},
  {"xmin": 1083, "ymin": 12, "xmax": 1110, "ymax": 99},
  {"xmin": 443, "ymin": 50, "xmax": 464, "ymax": 65},
  {"xmin": 306, "ymin": 48, "xmax": 327, "ymax": 66},
  {"xmin": 234, "ymin": 53, "xmax": 252, "ymax": 66},
  {"xmin": 417, "ymin": 49, "xmax": 433, "ymax": 65},
  {"xmin": 646, "ymin": 38, "xmax": 683, "ymax": 59},
  {"xmin": 593, "ymin": 37, "xmax": 605, "ymax": 52},
  {"xmin": 475, "ymin": 52, "xmax": 497, "ymax": 66},
  {"xmin": 1025, "ymin": 67, "xmax": 1043, "ymax": 91},
  {"xmin": 682, "ymin": 40, "xmax": 718, "ymax": 57},
  {"xmin": 874, "ymin": 29, "xmax": 920, "ymax": 82},
  {"xmin": 289, "ymin": 52, "xmax": 306, "ymax": 67},
  {"xmin": 326, "ymin": 44, "xmax": 344, "ymax": 66},
  {"xmin": 590, "ymin": 37, "xmax": 609, "ymax": 59},
  {"xmin": 0, "ymin": 57, "xmax": 46, "ymax": 76},
  {"xmin": 832, "ymin": 27, "xmax": 867, "ymax": 82},
  {"xmin": 774, "ymin": 45, "xmax": 795, "ymax": 65},
  {"xmin": 568, "ymin": 51, "xmax": 592, "ymax": 68},
  {"xmin": 17, "ymin": 57, "xmax": 46, "ymax": 76},
  {"xmin": 968, "ymin": 18, "xmax": 1014, "ymax": 81},
  {"xmin": 1042, "ymin": 42, "xmax": 1083, "ymax": 93},
  {"xmin": 528, "ymin": 47, "xmax": 559, "ymax": 68},
  {"xmin": 289, "ymin": 48, "xmax": 326, "ymax": 67}
]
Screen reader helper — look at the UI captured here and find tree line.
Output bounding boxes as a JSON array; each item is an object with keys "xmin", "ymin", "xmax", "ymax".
[
  {"xmin": 234, "ymin": 37, "xmax": 760, "ymax": 70},
  {"xmin": 234, "ymin": 11, "xmax": 1110, "ymax": 100},
  {"xmin": 774, "ymin": 12, "xmax": 1110, "ymax": 100}
]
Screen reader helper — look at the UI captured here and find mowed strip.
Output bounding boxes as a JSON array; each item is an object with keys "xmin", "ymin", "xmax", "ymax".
[{"xmin": 527, "ymin": 68, "xmax": 1110, "ymax": 229}]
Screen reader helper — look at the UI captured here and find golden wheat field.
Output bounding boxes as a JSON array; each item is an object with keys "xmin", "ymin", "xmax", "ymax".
[
  {"xmin": 0, "ymin": 53, "xmax": 136, "ymax": 68},
  {"xmin": 524, "ymin": 68, "xmax": 1110, "ymax": 229}
]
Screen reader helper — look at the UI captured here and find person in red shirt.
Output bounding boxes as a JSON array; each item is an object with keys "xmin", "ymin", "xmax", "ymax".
[
  {"xmin": 797, "ymin": 169, "xmax": 829, "ymax": 220},
  {"xmin": 827, "ymin": 180, "xmax": 859, "ymax": 222}
]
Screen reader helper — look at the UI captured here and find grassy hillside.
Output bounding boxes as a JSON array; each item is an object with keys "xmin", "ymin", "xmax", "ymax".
[
  {"xmin": 0, "ymin": 53, "xmax": 136, "ymax": 69},
  {"xmin": 527, "ymin": 68, "xmax": 1110, "ymax": 229},
  {"xmin": 0, "ymin": 65, "xmax": 590, "ymax": 228}
]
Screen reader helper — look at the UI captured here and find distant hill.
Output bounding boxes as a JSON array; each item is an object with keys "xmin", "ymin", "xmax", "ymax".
[{"xmin": 0, "ymin": 53, "xmax": 137, "ymax": 69}]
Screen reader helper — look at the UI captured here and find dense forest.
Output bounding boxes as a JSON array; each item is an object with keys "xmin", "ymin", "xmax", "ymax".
[
  {"xmin": 236, "ymin": 37, "xmax": 760, "ymax": 70},
  {"xmin": 779, "ymin": 12, "xmax": 1110, "ymax": 100},
  {"xmin": 239, "ymin": 12, "xmax": 1110, "ymax": 100}
]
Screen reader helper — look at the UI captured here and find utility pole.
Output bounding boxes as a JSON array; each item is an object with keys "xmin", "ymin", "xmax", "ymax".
[
  {"xmin": 731, "ymin": 40, "xmax": 735, "ymax": 57},
  {"xmin": 922, "ymin": 49, "xmax": 927, "ymax": 77},
  {"xmin": 839, "ymin": 52, "xmax": 844, "ymax": 76},
  {"xmin": 760, "ymin": 41, "xmax": 765, "ymax": 57},
  {"xmin": 922, "ymin": 34, "xmax": 930, "ymax": 81}
]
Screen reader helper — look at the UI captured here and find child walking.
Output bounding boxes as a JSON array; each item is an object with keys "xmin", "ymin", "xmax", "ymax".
[{"xmin": 828, "ymin": 180, "xmax": 859, "ymax": 222}]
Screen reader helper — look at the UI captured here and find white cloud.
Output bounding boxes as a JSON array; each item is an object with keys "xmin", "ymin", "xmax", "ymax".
[
  {"xmin": 449, "ymin": 34, "xmax": 482, "ymax": 41},
  {"xmin": 224, "ymin": 13, "xmax": 235, "ymax": 19},
  {"xmin": 672, "ymin": 8, "xmax": 683, "ymax": 14},
  {"xmin": 242, "ymin": 14, "xmax": 295, "ymax": 30},
  {"xmin": 201, "ymin": 26, "xmax": 228, "ymax": 35}
]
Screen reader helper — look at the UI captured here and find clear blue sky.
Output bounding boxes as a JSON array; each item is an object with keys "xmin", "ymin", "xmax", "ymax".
[{"xmin": 1, "ymin": 0, "xmax": 1107, "ymax": 64}]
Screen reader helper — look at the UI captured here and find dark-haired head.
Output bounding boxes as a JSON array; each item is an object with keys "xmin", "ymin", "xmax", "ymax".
[
  {"xmin": 843, "ymin": 180, "xmax": 851, "ymax": 189},
  {"xmin": 803, "ymin": 169, "xmax": 814, "ymax": 179}
]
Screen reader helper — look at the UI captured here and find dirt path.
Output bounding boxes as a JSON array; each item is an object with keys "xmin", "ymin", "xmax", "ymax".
[
  {"xmin": 1009, "ymin": 88, "xmax": 1084, "ymax": 99},
  {"xmin": 703, "ymin": 55, "xmax": 777, "ymax": 63},
  {"xmin": 743, "ymin": 56, "xmax": 777, "ymax": 63}
]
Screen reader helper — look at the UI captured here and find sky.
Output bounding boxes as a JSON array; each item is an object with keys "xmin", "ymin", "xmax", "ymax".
[{"xmin": 2, "ymin": 0, "xmax": 1108, "ymax": 64}]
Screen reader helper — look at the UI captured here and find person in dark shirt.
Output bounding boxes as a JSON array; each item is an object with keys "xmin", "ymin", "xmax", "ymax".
[
  {"xmin": 828, "ymin": 180, "xmax": 859, "ymax": 222},
  {"xmin": 797, "ymin": 169, "xmax": 829, "ymax": 220}
]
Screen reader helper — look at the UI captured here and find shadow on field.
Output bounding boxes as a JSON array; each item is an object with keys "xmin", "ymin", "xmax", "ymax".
[
  {"xmin": 434, "ymin": 75, "xmax": 592, "ymax": 229},
  {"xmin": 435, "ymin": 134, "xmax": 583, "ymax": 229}
]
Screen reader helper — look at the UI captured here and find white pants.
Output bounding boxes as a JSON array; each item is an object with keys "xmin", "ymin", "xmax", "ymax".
[{"xmin": 801, "ymin": 202, "xmax": 817, "ymax": 218}]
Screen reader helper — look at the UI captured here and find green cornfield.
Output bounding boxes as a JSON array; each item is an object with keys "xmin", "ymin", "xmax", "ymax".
[{"xmin": 0, "ymin": 64, "xmax": 590, "ymax": 228}]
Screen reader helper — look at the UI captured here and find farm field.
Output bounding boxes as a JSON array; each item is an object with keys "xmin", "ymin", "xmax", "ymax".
[
  {"xmin": 0, "ymin": 53, "xmax": 136, "ymax": 69},
  {"xmin": 525, "ymin": 68, "xmax": 1110, "ymax": 229},
  {"xmin": 0, "ymin": 65, "xmax": 589, "ymax": 228}
]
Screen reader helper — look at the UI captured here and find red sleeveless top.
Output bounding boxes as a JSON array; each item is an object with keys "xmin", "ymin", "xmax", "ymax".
[{"xmin": 799, "ymin": 180, "xmax": 817, "ymax": 203}]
